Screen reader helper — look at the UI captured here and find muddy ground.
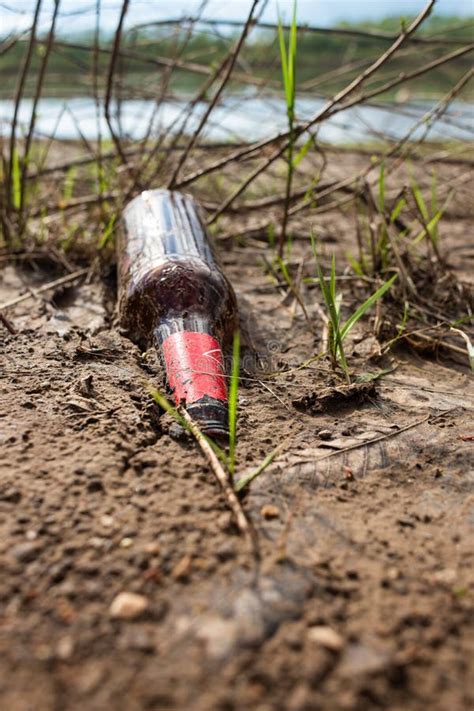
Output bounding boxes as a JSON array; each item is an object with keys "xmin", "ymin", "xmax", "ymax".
[{"xmin": 1, "ymin": 150, "xmax": 473, "ymax": 711}]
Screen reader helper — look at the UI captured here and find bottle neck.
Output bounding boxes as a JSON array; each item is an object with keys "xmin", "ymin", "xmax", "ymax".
[{"xmin": 154, "ymin": 315, "xmax": 215, "ymax": 343}]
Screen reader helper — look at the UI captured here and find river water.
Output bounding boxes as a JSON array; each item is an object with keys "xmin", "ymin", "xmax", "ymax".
[{"xmin": 0, "ymin": 94, "xmax": 472, "ymax": 144}]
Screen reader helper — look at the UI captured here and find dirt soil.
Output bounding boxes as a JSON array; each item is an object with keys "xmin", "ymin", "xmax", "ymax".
[{"xmin": 1, "ymin": 153, "xmax": 474, "ymax": 711}]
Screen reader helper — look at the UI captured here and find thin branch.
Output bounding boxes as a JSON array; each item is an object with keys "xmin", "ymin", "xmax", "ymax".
[
  {"xmin": 304, "ymin": 409, "xmax": 456, "ymax": 464},
  {"xmin": 179, "ymin": 408, "xmax": 259, "ymax": 556},
  {"xmin": 204, "ymin": 40, "xmax": 473, "ymax": 226},
  {"xmin": 175, "ymin": 20, "xmax": 471, "ymax": 197},
  {"xmin": 126, "ymin": 4, "xmax": 243, "ymax": 197},
  {"xmin": 0, "ymin": 268, "xmax": 88, "ymax": 312},
  {"xmin": 25, "ymin": 141, "xmax": 249, "ymax": 180},
  {"xmin": 92, "ymin": 0, "xmax": 104, "ymax": 212},
  {"xmin": 205, "ymin": 0, "xmax": 436, "ymax": 224},
  {"xmin": 104, "ymin": 0, "xmax": 130, "ymax": 167},
  {"xmin": 19, "ymin": 0, "xmax": 61, "ymax": 223},
  {"xmin": 168, "ymin": 0, "xmax": 260, "ymax": 187},
  {"xmin": 5, "ymin": 0, "xmax": 42, "ymax": 233},
  {"xmin": 132, "ymin": 17, "xmax": 471, "ymax": 46},
  {"xmin": 139, "ymin": 1, "xmax": 210, "ymax": 155},
  {"xmin": 43, "ymin": 38, "xmax": 271, "ymax": 88}
]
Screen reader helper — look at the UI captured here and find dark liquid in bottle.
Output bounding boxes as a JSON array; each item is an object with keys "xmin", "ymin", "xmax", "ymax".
[{"xmin": 118, "ymin": 189, "xmax": 238, "ymax": 436}]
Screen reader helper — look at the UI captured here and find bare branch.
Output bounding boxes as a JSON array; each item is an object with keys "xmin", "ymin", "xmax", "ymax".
[
  {"xmin": 104, "ymin": 0, "xmax": 130, "ymax": 167},
  {"xmin": 167, "ymin": 0, "xmax": 260, "ymax": 187}
]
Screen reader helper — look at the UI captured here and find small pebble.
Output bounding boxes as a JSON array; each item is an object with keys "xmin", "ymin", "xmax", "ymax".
[
  {"xmin": 196, "ymin": 616, "xmax": 237, "ymax": 659},
  {"xmin": 12, "ymin": 541, "xmax": 42, "ymax": 563},
  {"xmin": 260, "ymin": 504, "xmax": 280, "ymax": 520},
  {"xmin": 56, "ymin": 636, "xmax": 74, "ymax": 660},
  {"xmin": 120, "ymin": 537, "xmax": 134, "ymax": 549},
  {"xmin": 89, "ymin": 537, "xmax": 105, "ymax": 550},
  {"xmin": 318, "ymin": 429, "xmax": 333, "ymax": 441},
  {"xmin": 143, "ymin": 541, "xmax": 161, "ymax": 555},
  {"xmin": 171, "ymin": 555, "xmax": 192, "ymax": 580},
  {"xmin": 307, "ymin": 625, "xmax": 344, "ymax": 651},
  {"xmin": 215, "ymin": 540, "xmax": 237, "ymax": 561},
  {"xmin": 77, "ymin": 374, "xmax": 94, "ymax": 397},
  {"xmin": 169, "ymin": 422, "xmax": 187, "ymax": 439},
  {"xmin": 433, "ymin": 568, "xmax": 457, "ymax": 584},
  {"xmin": 109, "ymin": 592, "xmax": 148, "ymax": 620}
]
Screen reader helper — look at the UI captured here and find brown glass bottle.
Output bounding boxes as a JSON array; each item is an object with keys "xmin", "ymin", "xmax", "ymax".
[{"xmin": 118, "ymin": 189, "xmax": 238, "ymax": 437}]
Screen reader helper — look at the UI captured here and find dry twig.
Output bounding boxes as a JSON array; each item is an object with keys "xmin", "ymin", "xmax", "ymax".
[
  {"xmin": 179, "ymin": 408, "xmax": 259, "ymax": 556},
  {"xmin": 0, "ymin": 268, "xmax": 88, "ymax": 312}
]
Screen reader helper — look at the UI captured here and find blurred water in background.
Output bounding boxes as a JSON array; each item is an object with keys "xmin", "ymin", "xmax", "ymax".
[{"xmin": 0, "ymin": 94, "xmax": 472, "ymax": 144}]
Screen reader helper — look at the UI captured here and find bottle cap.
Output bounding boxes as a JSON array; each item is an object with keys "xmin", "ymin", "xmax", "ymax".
[{"xmin": 186, "ymin": 396, "xmax": 229, "ymax": 439}]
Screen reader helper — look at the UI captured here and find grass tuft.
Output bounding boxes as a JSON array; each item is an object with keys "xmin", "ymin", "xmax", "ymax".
[{"xmin": 312, "ymin": 233, "xmax": 397, "ymax": 382}]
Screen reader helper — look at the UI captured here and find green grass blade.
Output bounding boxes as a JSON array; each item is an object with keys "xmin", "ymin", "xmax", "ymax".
[
  {"xmin": 228, "ymin": 330, "xmax": 240, "ymax": 477},
  {"xmin": 315, "ymin": 260, "xmax": 331, "ymax": 310},
  {"xmin": 63, "ymin": 166, "xmax": 77, "ymax": 202},
  {"xmin": 389, "ymin": 197, "xmax": 406, "ymax": 224},
  {"xmin": 292, "ymin": 135, "xmax": 314, "ymax": 169},
  {"xmin": 311, "ymin": 236, "xmax": 332, "ymax": 318},
  {"xmin": 356, "ymin": 366, "xmax": 397, "ymax": 383},
  {"xmin": 98, "ymin": 214, "xmax": 117, "ymax": 249},
  {"xmin": 330, "ymin": 254, "xmax": 338, "ymax": 317},
  {"xmin": 318, "ymin": 261, "xmax": 345, "ymax": 367},
  {"xmin": 411, "ymin": 209, "xmax": 442, "ymax": 245},
  {"xmin": 340, "ymin": 274, "xmax": 398, "ymax": 341},
  {"xmin": 150, "ymin": 388, "xmax": 187, "ymax": 428},
  {"xmin": 276, "ymin": 255, "xmax": 291, "ymax": 285},
  {"xmin": 12, "ymin": 148, "xmax": 21, "ymax": 210},
  {"xmin": 97, "ymin": 162, "xmax": 108, "ymax": 194},
  {"xmin": 347, "ymin": 253, "xmax": 364, "ymax": 276},
  {"xmin": 413, "ymin": 186, "xmax": 452, "ymax": 246},
  {"xmin": 450, "ymin": 314, "xmax": 474, "ymax": 329},
  {"xmin": 431, "ymin": 171, "xmax": 439, "ymax": 216},
  {"xmin": 277, "ymin": 11, "xmax": 290, "ymax": 108},
  {"xmin": 311, "ymin": 234, "xmax": 351, "ymax": 381},
  {"xmin": 288, "ymin": 0, "xmax": 297, "ymax": 111},
  {"xmin": 149, "ymin": 388, "xmax": 227, "ymax": 462},
  {"xmin": 378, "ymin": 161, "xmax": 385, "ymax": 212},
  {"xmin": 410, "ymin": 176, "xmax": 429, "ymax": 222},
  {"xmin": 398, "ymin": 300, "xmax": 409, "ymax": 336},
  {"xmin": 382, "ymin": 300, "xmax": 410, "ymax": 351},
  {"xmin": 234, "ymin": 444, "xmax": 283, "ymax": 493}
]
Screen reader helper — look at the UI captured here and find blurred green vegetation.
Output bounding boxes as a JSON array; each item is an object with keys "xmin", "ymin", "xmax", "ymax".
[{"xmin": 0, "ymin": 15, "xmax": 472, "ymax": 100}]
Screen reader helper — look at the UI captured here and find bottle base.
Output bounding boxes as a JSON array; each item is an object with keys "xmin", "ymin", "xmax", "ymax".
[{"xmin": 186, "ymin": 396, "xmax": 229, "ymax": 440}]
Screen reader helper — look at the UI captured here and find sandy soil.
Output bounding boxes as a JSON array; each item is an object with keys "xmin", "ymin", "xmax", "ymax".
[{"xmin": 1, "ymin": 153, "xmax": 473, "ymax": 711}]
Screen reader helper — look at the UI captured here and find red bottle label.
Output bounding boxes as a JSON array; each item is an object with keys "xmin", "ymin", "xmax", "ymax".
[{"xmin": 162, "ymin": 332, "xmax": 227, "ymax": 405}]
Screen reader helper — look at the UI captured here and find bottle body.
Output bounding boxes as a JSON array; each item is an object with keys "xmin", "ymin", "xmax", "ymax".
[{"xmin": 118, "ymin": 189, "xmax": 238, "ymax": 436}]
